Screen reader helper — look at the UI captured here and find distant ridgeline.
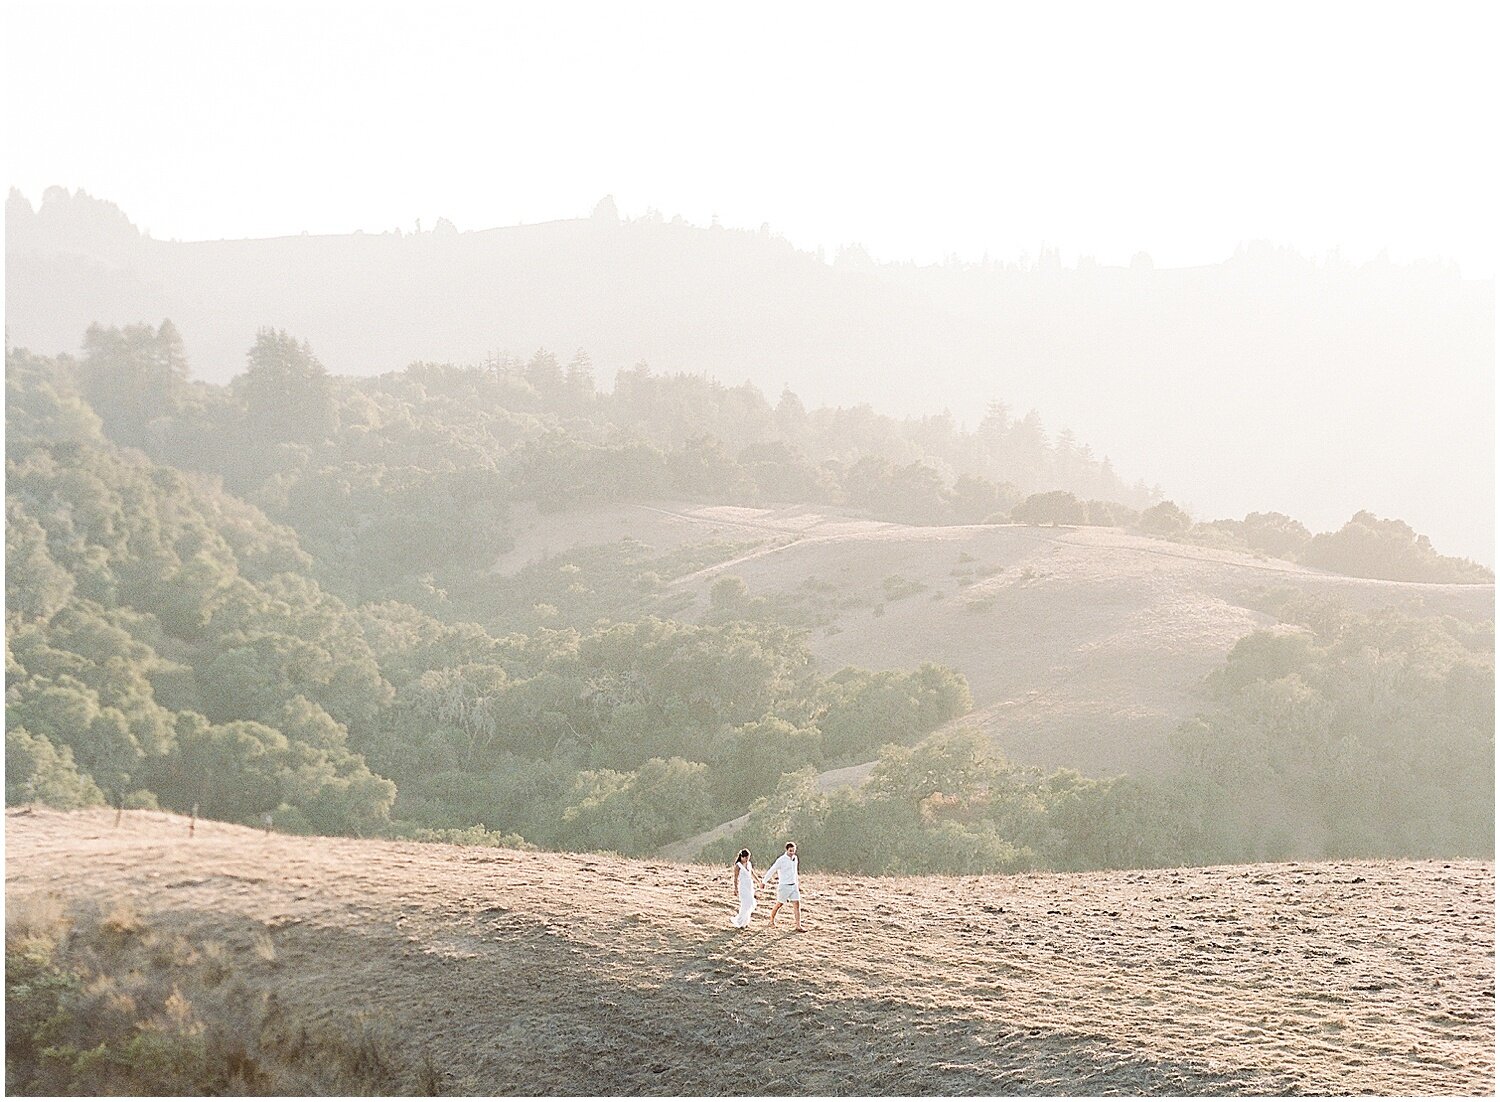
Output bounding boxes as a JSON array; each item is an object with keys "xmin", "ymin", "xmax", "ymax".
[
  {"xmin": 8, "ymin": 186, "xmax": 1494, "ymax": 569},
  {"xmin": 5, "ymin": 325, "xmax": 1494, "ymax": 869}
]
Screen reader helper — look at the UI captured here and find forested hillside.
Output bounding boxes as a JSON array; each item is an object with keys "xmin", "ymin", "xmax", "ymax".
[
  {"xmin": 7, "ymin": 187, "xmax": 1493, "ymax": 566},
  {"xmin": 5, "ymin": 324, "xmax": 1493, "ymax": 869}
]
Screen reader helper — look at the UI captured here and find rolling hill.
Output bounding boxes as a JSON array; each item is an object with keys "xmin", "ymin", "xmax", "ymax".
[
  {"xmin": 6, "ymin": 808, "xmax": 1493, "ymax": 1095},
  {"xmin": 496, "ymin": 502, "xmax": 1495, "ymax": 780}
]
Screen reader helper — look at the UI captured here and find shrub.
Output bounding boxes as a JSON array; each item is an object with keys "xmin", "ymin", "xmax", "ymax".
[
  {"xmin": 1301, "ymin": 510, "xmax": 1492, "ymax": 583},
  {"xmin": 1011, "ymin": 490, "xmax": 1088, "ymax": 526},
  {"xmin": 1137, "ymin": 500, "xmax": 1191, "ymax": 536}
]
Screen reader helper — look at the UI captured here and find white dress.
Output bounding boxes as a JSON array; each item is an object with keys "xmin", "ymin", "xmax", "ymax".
[{"xmin": 731, "ymin": 861, "xmax": 757, "ymax": 927}]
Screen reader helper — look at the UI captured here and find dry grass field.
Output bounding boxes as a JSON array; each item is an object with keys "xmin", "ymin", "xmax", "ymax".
[
  {"xmin": 7, "ymin": 808, "xmax": 1493, "ymax": 1095},
  {"xmin": 497, "ymin": 503, "xmax": 1494, "ymax": 779}
]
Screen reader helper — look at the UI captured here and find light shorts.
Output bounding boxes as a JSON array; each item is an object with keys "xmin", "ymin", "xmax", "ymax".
[{"xmin": 776, "ymin": 883, "xmax": 801, "ymax": 903}]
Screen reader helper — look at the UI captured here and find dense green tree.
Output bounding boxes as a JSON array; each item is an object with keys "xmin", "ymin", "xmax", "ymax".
[
  {"xmin": 152, "ymin": 712, "xmax": 394, "ymax": 832},
  {"xmin": 816, "ymin": 664, "xmax": 971, "ymax": 762},
  {"xmin": 1011, "ymin": 490, "xmax": 1089, "ymax": 525},
  {"xmin": 523, "ymin": 349, "xmax": 564, "ymax": 394},
  {"xmin": 77, "ymin": 321, "xmax": 193, "ymax": 451},
  {"xmin": 1137, "ymin": 500, "xmax": 1191, "ymax": 536},
  {"xmin": 5, "ymin": 727, "xmax": 105, "ymax": 808},
  {"xmin": 1239, "ymin": 511, "xmax": 1312, "ymax": 559},
  {"xmin": 1302, "ymin": 510, "xmax": 1490, "ymax": 583},
  {"xmin": 559, "ymin": 756, "xmax": 716, "ymax": 854},
  {"xmin": 844, "ymin": 456, "xmax": 951, "ymax": 523},
  {"xmin": 5, "ymin": 679, "xmax": 144, "ymax": 795},
  {"xmin": 5, "ymin": 348, "xmax": 105, "ymax": 455},
  {"xmin": 6, "ymin": 506, "xmax": 75, "ymax": 621},
  {"xmin": 1084, "ymin": 500, "xmax": 1139, "ymax": 526},
  {"xmin": 238, "ymin": 329, "xmax": 338, "ymax": 446},
  {"xmin": 708, "ymin": 716, "xmax": 823, "ymax": 808},
  {"xmin": 667, "ymin": 435, "xmax": 747, "ymax": 498},
  {"xmin": 707, "ymin": 574, "xmax": 749, "ymax": 618},
  {"xmin": 950, "ymin": 473, "xmax": 1015, "ymax": 523}
]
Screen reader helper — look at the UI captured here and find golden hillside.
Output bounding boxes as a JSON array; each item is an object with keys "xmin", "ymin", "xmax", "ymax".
[
  {"xmin": 6, "ymin": 809, "xmax": 1493, "ymax": 1095},
  {"xmin": 500, "ymin": 503, "xmax": 1494, "ymax": 777}
]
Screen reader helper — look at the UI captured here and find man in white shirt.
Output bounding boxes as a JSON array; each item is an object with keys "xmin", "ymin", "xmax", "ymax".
[{"xmin": 762, "ymin": 841, "xmax": 805, "ymax": 931}]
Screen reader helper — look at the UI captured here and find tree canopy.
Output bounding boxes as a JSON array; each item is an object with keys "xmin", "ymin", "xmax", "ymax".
[{"xmin": 6, "ymin": 326, "xmax": 1491, "ymax": 868}]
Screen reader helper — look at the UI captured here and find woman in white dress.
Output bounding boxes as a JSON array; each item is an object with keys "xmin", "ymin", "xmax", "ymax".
[{"xmin": 730, "ymin": 848, "xmax": 757, "ymax": 927}]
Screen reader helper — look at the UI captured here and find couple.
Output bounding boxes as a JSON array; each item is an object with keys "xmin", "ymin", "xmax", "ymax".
[{"xmin": 731, "ymin": 841, "xmax": 804, "ymax": 932}]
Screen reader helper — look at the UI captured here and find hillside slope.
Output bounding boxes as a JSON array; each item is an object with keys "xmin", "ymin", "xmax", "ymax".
[
  {"xmin": 6, "ymin": 809, "xmax": 1492, "ymax": 1095},
  {"xmin": 6, "ymin": 191, "xmax": 1493, "ymax": 564},
  {"xmin": 498, "ymin": 503, "xmax": 1495, "ymax": 777}
]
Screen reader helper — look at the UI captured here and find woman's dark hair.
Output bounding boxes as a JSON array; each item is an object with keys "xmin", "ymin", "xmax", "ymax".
[{"xmin": 737, "ymin": 849, "xmax": 750, "ymax": 863}]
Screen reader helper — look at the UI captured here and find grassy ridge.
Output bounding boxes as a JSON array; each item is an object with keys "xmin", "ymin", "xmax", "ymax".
[{"xmin": 5, "ymin": 809, "xmax": 1494, "ymax": 1096}]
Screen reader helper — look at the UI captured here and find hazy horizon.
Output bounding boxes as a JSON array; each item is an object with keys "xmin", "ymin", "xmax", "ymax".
[
  {"xmin": 5, "ymin": 2, "xmax": 1496, "ymax": 278},
  {"xmin": 5, "ymin": 182, "xmax": 1486, "ymax": 280},
  {"xmin": 8, "ymin": 1, "xmax": 1494, "ymax": 565}
]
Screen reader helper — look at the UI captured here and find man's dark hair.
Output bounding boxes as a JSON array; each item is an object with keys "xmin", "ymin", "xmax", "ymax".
[{"xmin": 785, "ymin": 841, "xmax": 796, "ymax": 851}]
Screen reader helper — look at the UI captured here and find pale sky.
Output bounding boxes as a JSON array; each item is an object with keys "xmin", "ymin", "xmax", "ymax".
[{"xmin": 4, "ymin": 0, "xmax": 1497, "ymax": 275}]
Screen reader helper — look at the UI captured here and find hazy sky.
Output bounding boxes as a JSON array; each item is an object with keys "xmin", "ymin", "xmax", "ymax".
[{"xmin": 5, "ymin": 0, "xmax": 1497, "ymax": 276}]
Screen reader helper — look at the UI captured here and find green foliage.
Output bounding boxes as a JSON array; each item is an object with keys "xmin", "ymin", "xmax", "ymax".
[
  {"xmin": 707, "ymin": 717, "xmax": 823, "ymax": 808},
  {"xmin": 559, "ymin": 756, "xmax": 717, "ymax": 855},
  {"xmin": 709, "ymin": 574, "xmax": 749, "ymax": 613},
  {"xmin": 475, "ymin": 538, "xmax": 745, "ymax": 631},
  {"xmin": 4, "ymin": 368, "xmax": 396, "ymax": 829},
  {"xmin": 1011, "ymin": 490, "xmax": 1089, "ymax": 526},
  {"xmin": 816, "ymin": 663, "xmax": 972, "ymax": 763},
  {"xmin": 1163, "ymin": 509, "xmax": 1487, "ymax": 584},
  {"xmin": 881, "ymin": 574, "xmax": 928, "ymax": 601},
  {"xmin": 1239, "ymin": 511, "xmax": 1312, "ymax": 558},
  {"xmin": 344, "ymin": 594, "xmax": 962, "ymax": 852},
  {"xmin": 721, "ymin": 607, "xmax": 1494, "ymax": 874},
  {"xmin": 399, "ymin": 823, "xmax": 533, "ymax": 848},
  {"xmin": 5, "ymin": 917, "xmax": 84, "ymax": 1089},
  {"xmin": 717, "ymin": 732, "xmax": 1052, "ymax": 875},
  {"xmin": 950, "ymin": 473, "xmax": 1019, "ymax": 523},
  {"xmin": 987, "ymin": 490, "xmax": 1136, "ymax": 529},
  {"xmin": 1137, "ymin": 499, "xmax": 1191, "ymax": 536},
  {"xmin": 1173, "ymin": 608, "xmax": 1495, "ymax": 859},
  {"xmin": 1084, "ymin": 499, "xmax": 1140, "ymax": 527},
  {"xmin": 6, "ymin": 504, "xmax": 75, "ymax": 620},
  {"xmin": 239, "ymin": 328, "xmax": 338, "ymax": 447},
  {"xmin": 1302, "ymin": 510, "xmax": 1491, "ymax": 583},
  {"xmin": 5, "ymin": 727, "xmax": 105, "ymax": 808},
  {"xmin": 844, "ymin": 455, "xmax": 952, "ymax": 523},
  {"xmin": 76, "ymin": 321, "xmax": 193, "ymax": 452},
  {"xmin": 4, "ymin": 905, "xmax": 234, "ymax": 1097},
  {"xmin": 161, "ymin": 714, "xmax": 395, "ymax": 834},
  {"xmin": 5, "ymin": 348, "xmax": 105, "ymax": 457},
  {"xmin": 5, "ymin": 329, "xmax": 1489, "ymax": 871}
]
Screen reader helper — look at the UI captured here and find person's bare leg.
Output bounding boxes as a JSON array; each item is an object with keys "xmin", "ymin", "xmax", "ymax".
[
  {"xmin": 768, "ymin": 902, "xmax": 782, "ymax": 927},
  {"xmin": 793, "ymin": 900, "xmax": 803, "ymax": 931}
]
